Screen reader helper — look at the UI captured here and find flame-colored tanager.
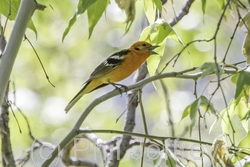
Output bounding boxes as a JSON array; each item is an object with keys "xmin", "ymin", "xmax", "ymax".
[{"xmin": 65, "ymin": 41, "xmax": 159, "ymax": 113}]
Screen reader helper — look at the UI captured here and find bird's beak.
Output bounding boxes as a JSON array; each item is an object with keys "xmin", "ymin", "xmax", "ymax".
[{"xmin": 148, "ymin": 45, "xmax": 160, "ymax": 55}]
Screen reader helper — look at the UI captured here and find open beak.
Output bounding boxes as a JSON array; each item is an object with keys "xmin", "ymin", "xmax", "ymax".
[{"xmin": 148, "ymin": 45, "xmax": 160, "ymax": 55}]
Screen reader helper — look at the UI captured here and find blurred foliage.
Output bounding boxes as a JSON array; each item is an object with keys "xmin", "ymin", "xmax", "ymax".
[
  {"xmin": 1, "ymin": 0, "xmax": 250, "ymax": 166},
  {"xmin": 0, "ymin": 0, "xmax": 37, "ymax": 36}
]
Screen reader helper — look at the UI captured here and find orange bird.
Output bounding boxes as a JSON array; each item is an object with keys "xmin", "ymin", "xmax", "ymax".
[{"xmin": 65, "ymin": 41, "xmax": 159, "ymax": 113}]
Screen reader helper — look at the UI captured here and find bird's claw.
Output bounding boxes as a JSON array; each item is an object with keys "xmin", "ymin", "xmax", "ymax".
[
  {"xmin": 110, "ymin": 82, "xmax": 128, "ymax": 96},
  {"xmin": 117, "ymin": 84, "xmax": 128, "ymax": 95}
]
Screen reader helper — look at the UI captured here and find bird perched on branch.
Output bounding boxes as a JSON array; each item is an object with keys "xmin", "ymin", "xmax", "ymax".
[{"xmin": 65, "ymin": 41, "xmax": 159, "ymax": 113}]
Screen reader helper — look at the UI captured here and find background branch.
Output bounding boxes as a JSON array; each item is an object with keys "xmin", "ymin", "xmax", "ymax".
[
  {"xmin": 168, "ymin": 0, "xmax": 195, "ymax": 26},
  {"xmin": 0, "ymin": 38, "xmax": 15, "ymax": 167},
  {"xmin": 159, "ymin": 79, "xmax": 175, "ymax": 137},
  {"xmin": 1, "ymin": 82, "xmax": 15, "ymax": 167},
  {"xmin": 106, "ymin": 63, "xmax": 148, "ymax": 166},
  {"xmin": 62, "ymin": 128, "xmax": 102, "ymax": 167}
]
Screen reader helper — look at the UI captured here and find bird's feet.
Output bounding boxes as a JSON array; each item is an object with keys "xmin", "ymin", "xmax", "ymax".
[{"xmin": 110, "ymin": 82, "xmax": 128, "ymax": 95}]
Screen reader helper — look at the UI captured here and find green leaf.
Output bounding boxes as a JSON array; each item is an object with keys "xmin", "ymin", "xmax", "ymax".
[
  {"xmin": 232, "ymin": 131, "xmax": 250, "ymax": 163},
  {"xmin": 188, "ymin": 96, "xmax": 202, "ymax": 135},
  {"xmin": 209, "ymin": 116, "xmax": 220, "ymax": 134},
  {"xmin": 87, "ymin": 0, "xmax": 109, "ymax": 39},
  {"xmin": 242, "ymin": 109, "xmax": 250, "ymax": 121},
  {"xmin": 143, "ymin": 0, "xmax": 162, "ymax": 24},
  {"xmin": 62, "ymin": 0, "xmax": 97, "ymax": 41},
  {"xmin": 62, "ymin": 14, "xmax": 77, "ymax": 42},
  {"xmin": 189, "ymin": 98, "xmax": 200, "ymax": 120},
  {"xmin": 165, "ymin": 151, "xmax": 177, "ymax": 167},
  {"xmin": 0, "ymin": 0, "xmax": 20, "ymax": 20},
  {"xmin": 199, "ymin": 62, "xmax": 224, "ymax": 78},
  {"xmin": 141, "ymin": 20, "xmax": 172, "ymax": 44},
  {"xmin": 78, "ymin": 0, "xmax": 98, "ymax": 13},
  {"xmin": 234, "ymin": 71, "xmax": 250, "ymax": 100},
  {"xmin": 143, "ymin": 0, "xmax": 156, "ymax": 25},
  {"xmin": 231, "ymin": 72, "xmax": 250, "ymax": 107},
  {"xmin": 0, "ymin": 0, "xmax": 37, "ymax": 36},
  {"xmin": 241, "ymin": 13, "xmax": 250, "ymax": 63},
  {"xmin": 200, "ymin": 96, "xmax": 217, "ymax": 115},
  {"xmin": 140, "ymin": 19, "xmax": 182, "ymax": 76},
  {"xmin": 182, "ymin": 96, "xmax": 218, "ymax": 135},
  {"xmin": 181, "ymin": 105, "xmax": 191, "ymax": 120},
  {"xmin": 231, "ymin": 72, "xmax": 239, "ymax": 84},
  {"xmin": 146, "ymin": 49, "xmax": 163, "ymax": 77},
  {"xmin": 152, "ymin": 0, "xmax": 162, "ymax": 12},
  {"xmin": 201, "ymin": 0, "xmax": 206, "ymax": 14},
  {"xmin": 221, "ymin": 100, "xmax": 249, "ymax": 133},
  {"xmin": 220, "ymin": 105, "xmax": 233, "ymax": 134},
  {"xmin": 141, "ymin": 19, "xmax": 183, "ymax": 44},
  {"xmin": 28, "ymin": 20, "xmax": 37, "ymax": 38},
  {"xmin": 182, "ymin": 95, "xmax": 217, "ymax": 120},
  {"xmin": 182, "ymin": 98, "xmax": 198, "ymax": 121},
  {"xmin": 242, "ymin": 33, "xmax": 250, "ymax": 64},
  {"xmin": 232, "ymin": 100, "xmax": 249, "ymax": 132}
]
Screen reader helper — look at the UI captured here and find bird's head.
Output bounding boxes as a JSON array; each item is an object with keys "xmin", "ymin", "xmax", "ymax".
[{"xmin": 130, "ymin": 41, "xmax": 159, "ymax": 55}]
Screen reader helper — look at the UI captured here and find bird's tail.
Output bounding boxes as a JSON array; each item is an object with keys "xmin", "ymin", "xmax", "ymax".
[
  {"xmin": 65, "ymin": 79, "xmax": 108, "ymax": 113},
  {"xmin": 65, "ymin": 81, "xmax": 90, "ymax": 113}
]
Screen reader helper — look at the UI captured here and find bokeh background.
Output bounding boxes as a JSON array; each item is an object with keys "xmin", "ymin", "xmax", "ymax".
[{"xmin": 2, "ymin": 0, "xmax": 249, "ymax": 166}]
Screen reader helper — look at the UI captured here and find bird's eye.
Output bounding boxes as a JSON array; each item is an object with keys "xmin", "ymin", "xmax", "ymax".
[
  {"xmin": 135, "ymin": 47, "xmax": 140, "ymax": 50},
  {"xmin": 142, "ymin": 43, "xmax": 147, "ymax": 46}
]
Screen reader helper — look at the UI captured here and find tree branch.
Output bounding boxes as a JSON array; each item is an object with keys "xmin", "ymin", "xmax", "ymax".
[
  {"xmin": 0, "ymin": 0, "xmax": 38, "ymax": 111},
  {"xmin": 1, "ymin": 82, "xmax": 15, "ymax": 167},
  {"xmin": 0, "ymin": 1, "xmax": 45, "ymax": 166},
  {"xmin": 0, "ymin": 35, "xmax": 14, "ymax": 167},
  {"xmin": 41, "ymin": 66, "xmax": 237, "ymax": 166}
]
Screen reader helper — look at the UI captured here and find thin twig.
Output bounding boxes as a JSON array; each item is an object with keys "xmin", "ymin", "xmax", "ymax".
[
  {"xmin": 138, "ymin": 89, "xmax": 148, "ymax": 167},
  {"xmin": 159, "ymin": 79, "xmax": 175, "ymax": 137},
  {"xmin": 222, "ymin": 19, "xmax": 240, "ymax": 63},
  {"xmin": 219, "ymin": 85, "xmax": 235, "ymax": 142},
  {"xmin": 162, "ymin": 0, "xmax": 232, "ymax": 73},
  {"xmin": 78, "ymin": 129, "xmax": 212, "ymax": 145},
  {"xmin": 168, "ymin": 0, "xmax": 195, "ymax": 27},
  {"xmin": 8, "ymin": 103, "xmax": 22, "ymax": 133},
  {"xmin": 193, "ymin": 79, "xmax": 204, "ymax": 167},
  {"xmin": 24, "ymin": 35, "xmax": 55, "ymax": 87}
]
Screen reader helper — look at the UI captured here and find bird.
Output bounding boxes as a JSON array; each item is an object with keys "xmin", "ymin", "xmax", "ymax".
[{"xmin": 65, "ymin": 41, "xmax": 159, "ymax": 113}]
